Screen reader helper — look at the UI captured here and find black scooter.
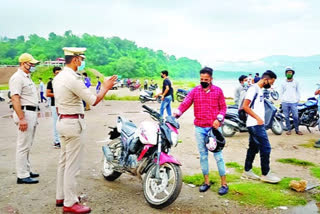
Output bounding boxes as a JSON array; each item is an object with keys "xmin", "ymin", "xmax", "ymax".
[{"xmin": 221, "ymin": 100, "xmax": 284, "ymax": 137}]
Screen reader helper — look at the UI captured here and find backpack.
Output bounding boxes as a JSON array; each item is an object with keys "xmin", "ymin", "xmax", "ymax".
[{"xmin": 238, "ymin": 86, "xmax": 259, "ymax": 122}]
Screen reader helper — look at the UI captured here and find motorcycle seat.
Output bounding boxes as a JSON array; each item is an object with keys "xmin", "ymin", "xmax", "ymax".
[{"xmin": 118, "ymin": 116, "xmax": 137, "ymax": 137}]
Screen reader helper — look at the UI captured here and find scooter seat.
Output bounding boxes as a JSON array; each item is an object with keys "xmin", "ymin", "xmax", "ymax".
[{"xmin": 144, "ymin": 90, "xmax": 153, "ymax": 96}]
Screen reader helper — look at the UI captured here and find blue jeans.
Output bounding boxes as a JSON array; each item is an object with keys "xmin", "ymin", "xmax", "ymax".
[
  {"xmin": 245, "ymin": 125, "xmax": 271, "ymax": 176},
  {"xmin": 51, "ymin": 106, "xmax": 60, "ymax": 143},
  {"xmin": 282, "ymin": 102, "xmax": 299, "ymax": 132},
  {"xmin": 160, "ymin": 95, "xmax": 172, "ymax": 117},
  {"xmin": 195, "ymin": 126, "xmax": 226, "ymax": 176}
]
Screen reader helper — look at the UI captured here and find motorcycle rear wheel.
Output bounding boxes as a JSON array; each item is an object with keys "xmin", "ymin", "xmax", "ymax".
[
  {"xmin": 143, "ymin": 163, "xmax": 182, "ymax": 209},
  {"xmin": 102, "ymin": 156, "xmax": 122, "ymax": 181},
  {"xmin": 221, "ymin": 124, "xmax": 236, "ymax": 137},
  {"xmin": 271, "ymin": 118, "xmax": 283, "ymax": 135}
]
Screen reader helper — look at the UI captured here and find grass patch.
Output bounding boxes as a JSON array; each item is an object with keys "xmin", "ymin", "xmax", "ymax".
[
  {"xmin": 104, "ymin": 94, "xmax": 139, "ymax": 101},
  {"xmin": 277, "ymin": 158, "xmax": 316, "ymax": 167},
  {"xmin": 299, "ymin": 139, "xmax": 318, "ymax": 148},
  {"xmin": 0, "ymin": 84, "xmax": 9, "ymax": 90},
  {"xmin": 310, "ymin": 167, "xmax": 320, "ymax": 180}
]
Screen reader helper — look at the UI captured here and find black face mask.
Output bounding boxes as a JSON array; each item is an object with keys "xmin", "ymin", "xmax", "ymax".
[
  {"xmin": 263, "ymin": 80, "xmax": 271, "ymax": 89},
  {"xmin": 161, "ymin": 75, "xmax": 164, "ymax": 78},
  {"xmin": 201, "ymin": 82, "xmax": 210, "ymax": 88}
]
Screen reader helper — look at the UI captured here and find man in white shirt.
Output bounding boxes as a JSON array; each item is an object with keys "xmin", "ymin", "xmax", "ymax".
[
  {"xmin": 279, "ymin": 67, "xmax": 302, "ymax": 135},
  {"xmin": 241, "ymin": 70, "xmax": 281, "ymax": 184}
]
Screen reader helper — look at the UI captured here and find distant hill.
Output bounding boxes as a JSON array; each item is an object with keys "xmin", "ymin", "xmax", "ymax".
[{"xmin": 215, "ymin": 55, "xmax": 320, "ymax": 78}]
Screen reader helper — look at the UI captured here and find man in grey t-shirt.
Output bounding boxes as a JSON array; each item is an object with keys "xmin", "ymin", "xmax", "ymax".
[
  {"xmin": 279, "ymin": 67, "xmax": 302, "ymax": 135},
  {"xmin": 234, "ymin": 75, "xmax": 248, "ymax": 106}
]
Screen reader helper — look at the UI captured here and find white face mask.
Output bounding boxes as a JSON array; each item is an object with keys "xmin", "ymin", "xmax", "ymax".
[{"xmin": 29, "ymin": 66, "xmax": 36, "ymax": 72}]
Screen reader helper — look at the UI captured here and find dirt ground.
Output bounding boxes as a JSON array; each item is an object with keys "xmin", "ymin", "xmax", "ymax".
[{"xmin": 1, "ymin": 91, "xmax": 320, "ymax": 214}]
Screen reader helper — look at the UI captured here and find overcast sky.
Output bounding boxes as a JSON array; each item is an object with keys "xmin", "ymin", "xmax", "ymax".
[{"xmin": 1, "ymin": 0, "xmax": 320, "ymax": 64}]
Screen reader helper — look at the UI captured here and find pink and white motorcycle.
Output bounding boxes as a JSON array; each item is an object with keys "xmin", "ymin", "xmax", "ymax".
[{"xmin": 102, "ymin": 105, "xmax": 182, "ymax": 209}]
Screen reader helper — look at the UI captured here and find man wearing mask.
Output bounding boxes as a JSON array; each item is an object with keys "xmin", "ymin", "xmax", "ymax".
[
  {"xmin": 156, "ymin": 70, "xmax": 173, "ymax": 117},
  {"xmin": 54, "ymin": 47, "xmax": 117, "ymax": 213},
  {"xmin": 9, "ymin": 53, "xmax": 40, "ymax": 184},
  {"xmin": 174, "ymin": 67, "xmax": 228, "ymax": 195},
  {"xmin": 46, "ymin": 66, "xmax": 62, "ymax": 148},
  {"xmin": 242, "ymin": 70, "xmax": 281, "ymax": 183},
  {"xmin": 279, "ymin": 67, "xmax": 302, "ymax": 135},
  {"xmin": 234, "ymin": 75, "xmax": 248, "ymax": 106}
]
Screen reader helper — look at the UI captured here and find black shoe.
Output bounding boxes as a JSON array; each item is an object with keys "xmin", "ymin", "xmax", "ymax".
[
  {"xmin": 30, "ymin": 172, "xmax": 39, "ymax": 178},
  {"xmin": 53, "ymin": 143, "xmax": 61, "ymax": 149},
  {"xmin": 199, "ymin": 183, "xmax": 212, "ymax": 192},
  {"xmin": 17, "ymin": 177, "xmax": 39, "ymax": 184}
]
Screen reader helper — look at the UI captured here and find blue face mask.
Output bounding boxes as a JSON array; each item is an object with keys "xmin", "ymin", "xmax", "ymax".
[
  {"xmin": 29, "ymin": 66, "xmax": 36, "ymax": 73},
  {"xmin": 77, "ymin": 60, "xmax": 86, "ymax": 71}
]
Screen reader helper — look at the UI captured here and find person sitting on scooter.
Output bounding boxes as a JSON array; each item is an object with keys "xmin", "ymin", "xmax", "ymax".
[
  {"xmin": 174, "ymin": 67, "xmax": 229, "ymax": 195},
  {"xmin": 314, "ymin": 85, "xmax": 320, "ymax": 148},
  {"xmin": 234, "ymin": 75, "xmax": 248, "ymax": 107},
  {"xmin": 279, "ymin": 67, "xmax": 303, "ymax": 135}
]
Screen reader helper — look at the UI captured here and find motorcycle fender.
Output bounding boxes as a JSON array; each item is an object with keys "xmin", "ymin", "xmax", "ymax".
[
  {"xmin": 153, "ymin": 152, "xmax": 182, "ymax": 166},
  {"xmin": 223, "ymin": 119, "xmax": 240, "ymax": 129}
]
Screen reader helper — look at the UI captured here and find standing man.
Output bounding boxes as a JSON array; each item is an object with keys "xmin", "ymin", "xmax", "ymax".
[
  {"xmin": 96, "ymin": 76, "xmax": 101, "ymax": 94},
  {"xmin": 54, "ymin": 47, "xmax": 117, "ymax": 213},
  {"xmin": 156, "ymin": 70, "xmax": 173, "ymax": 117},
  {"xmin": 279, "ymin": 67, "xmax": 302, "ymax": 135},
  {"xmin": 247, "ymin": 74, "xmax": 253, "ymax": 86},
  {"xmin": 314, "ymin": 85, "xmax": 320, "ymax": 148},
  {"xmin": 144, "ymin": 79, "xmax": 148, "ymax": 90},
  {"xmin": 46, "ymin": 66, "xmax": 61, "ymax": 148},
  {"xmin": 234, "ymin": 75, "xmax": 248, "ymax": 107},
  {"xmin": 174, "ymin": 67, "xmax": 228, "ymax": 195},
  {"xmin": 9, "ymin": 53, "xmax": 40, "ymax": 184},
  {"xmin": 39, "ymin": 78, "xmax": 47, "ymax": 103},
  {"xmin": 242, "ymin": 70, "xmax": 281, "ymax": 183},
  {"xmin": 254, "ymin": 73, "xmax": 260, "ymax": 83}
]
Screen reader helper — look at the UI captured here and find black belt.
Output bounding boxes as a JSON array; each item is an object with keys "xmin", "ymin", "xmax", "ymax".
[{"xmin": 21, "ymin": 105, "xmax": 39, "ymax": 111}]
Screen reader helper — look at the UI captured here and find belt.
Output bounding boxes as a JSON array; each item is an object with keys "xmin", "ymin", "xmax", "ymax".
[
  {"xmin": 21, "ymin": 105, "xmax": 39, "ymax": 111},
  {"xmin": 59, "ymin": 114, "xmax": 84, "ymax": 119}
]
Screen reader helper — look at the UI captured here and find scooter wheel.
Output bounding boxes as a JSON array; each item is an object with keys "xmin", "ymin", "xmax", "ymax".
[{"xmin": 221, "ymin": 124, "xmax": 236, "ymax": 137}]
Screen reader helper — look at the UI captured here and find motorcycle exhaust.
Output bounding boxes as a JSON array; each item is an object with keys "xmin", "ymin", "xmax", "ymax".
[
  {"xmin": 224, "ymin": 119, "xmax": 240, "ymax": 129},
  {"xmin": 102, "ymin": 145, "xmax": 114, "ymax": 162}
]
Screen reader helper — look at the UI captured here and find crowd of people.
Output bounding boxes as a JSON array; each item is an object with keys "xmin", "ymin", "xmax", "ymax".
[{"xmin": 7, "ymin": 49, "xmax": 320, "ymax": 213}]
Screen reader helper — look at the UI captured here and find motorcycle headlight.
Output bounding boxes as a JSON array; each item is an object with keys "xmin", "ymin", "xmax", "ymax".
[{"xmin": 171, "ymin": 132, "xmax": 178, "ymax": 147}]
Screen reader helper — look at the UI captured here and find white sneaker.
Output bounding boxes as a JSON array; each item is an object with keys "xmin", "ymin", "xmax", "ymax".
[
  {"xmin": 241, "ymin": 169, "xmax": 260, "ymax": 180},
  {"xmin": 260, "ymin": 171, "xmax": 281, "ymax": 184}
]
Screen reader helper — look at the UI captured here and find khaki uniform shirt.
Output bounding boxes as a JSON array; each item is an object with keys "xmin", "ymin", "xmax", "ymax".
[
  {"xmin": 53, "ymin": 67, "xmax": 97, "ymax": 114},
  {"xmin": 9, "ymin": 69, "xmax": 38, "ymax": 106}
]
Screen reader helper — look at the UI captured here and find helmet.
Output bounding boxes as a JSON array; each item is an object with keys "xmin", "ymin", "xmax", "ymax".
[{"xmin": 205, "ymin": 128, "xmax": 226, "ymax": 153}]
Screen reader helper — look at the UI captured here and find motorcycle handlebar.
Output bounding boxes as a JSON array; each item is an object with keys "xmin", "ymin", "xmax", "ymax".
[{"xmin": 142, "ymin": 105, "xmax": 162, "ymax": 121}]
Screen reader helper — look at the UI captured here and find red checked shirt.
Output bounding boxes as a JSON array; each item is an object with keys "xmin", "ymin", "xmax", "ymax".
[{"xmin": 178, "ymin": 84, "xmax": 227, "ymax": 128}]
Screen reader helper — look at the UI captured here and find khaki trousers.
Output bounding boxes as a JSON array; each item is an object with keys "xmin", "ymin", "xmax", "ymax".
[
  {"xmin": 13, "ymin": 110, "xmax": 38, "ymax": 179},
  {"xmin": 56, "ymin": 118, "xmax": 84, "ymax": 207}
]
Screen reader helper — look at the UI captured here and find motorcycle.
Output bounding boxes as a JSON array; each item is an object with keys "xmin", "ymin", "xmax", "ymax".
[
  {"xmin": 279, "ymin": 97, "xmax": 320, "ymax": 132},
  {"xmin": 221, "ymin": 99, "xmax": 284, "ymax": 137},
  {"xmin": 176, "ymin": 89, "xmax": 190, "ymax": 102},
  {"xmin": 139, "ymin": 88, "xmax": 161, "ymax": 103},
  {"xmin": 101, "ymin": 105, "xmax": 182, "ymax": 209},
  {"xmin": 129, "ymin": 83, "xmax": 141, "ymax": 91},
  {"xmin": 263, "ymin": 88, "xmax": 279, "ymax": 101}
]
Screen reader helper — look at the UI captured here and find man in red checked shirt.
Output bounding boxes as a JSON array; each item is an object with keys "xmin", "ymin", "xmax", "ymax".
[{"xmin": 174, "ymin": 67, "xmax": 228, "ymax": 195}]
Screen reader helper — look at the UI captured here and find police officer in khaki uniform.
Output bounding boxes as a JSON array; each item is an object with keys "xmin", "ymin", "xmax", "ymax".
[
  {"xmin": 9, "ymin": 53, "xmax": 40, "ymax": 184},
  {"xmin": 53, "ymin": 47, "xmax": 117, "ymax": 213}
]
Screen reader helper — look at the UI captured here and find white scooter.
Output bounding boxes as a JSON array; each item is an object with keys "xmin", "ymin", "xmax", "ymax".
[{"xmin": 139, "ymin": 88, "xmax": 161, "ymax": 103}]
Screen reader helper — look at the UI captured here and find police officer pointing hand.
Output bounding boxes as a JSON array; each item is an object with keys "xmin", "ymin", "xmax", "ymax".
[{"xmin": 53, "ymin": 47, "xmax": 116, "ymax": 213}]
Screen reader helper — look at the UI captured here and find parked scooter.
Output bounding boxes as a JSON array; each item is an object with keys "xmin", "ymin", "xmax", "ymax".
[
  {"xmin": 139, "ymin": 88, "xmax": 161, "ymax": 103},
  {"xmin": 221, "ymin": 100, "xmax": 284, "ymax": 137},
  {"xmin": 148, "ymin": 83, "xmax": 158, "ymax": 91},
  {"xmin": 102, "ymin": 105, "xmax": 182, "ymax": 209},
  {"xmin": 279, "ymin": 97, "xmax": 320, "ymax": 132},
  {"xmin": 176, "ymin": 89, "xmax": 190, "ymax": 102}
]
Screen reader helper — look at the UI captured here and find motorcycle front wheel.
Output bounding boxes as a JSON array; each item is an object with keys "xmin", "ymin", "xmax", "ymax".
[
  {"xmin": 221, "ymin": 124, "xmax": 236, "ymax": 137},
  {"xmin": 271, "ymin": 118, "xmax": 283, "ymax": 135},
  {"xmin": 270, "ymin": 90, "xmax": 279, "ymax": 101},
  {"xmin": 102, "ymin": 155, "xmax": 122, "ymax": 181},
  {"xmin": 143, "ymin": 163, "xmax": 182, "ymax": 209}
]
